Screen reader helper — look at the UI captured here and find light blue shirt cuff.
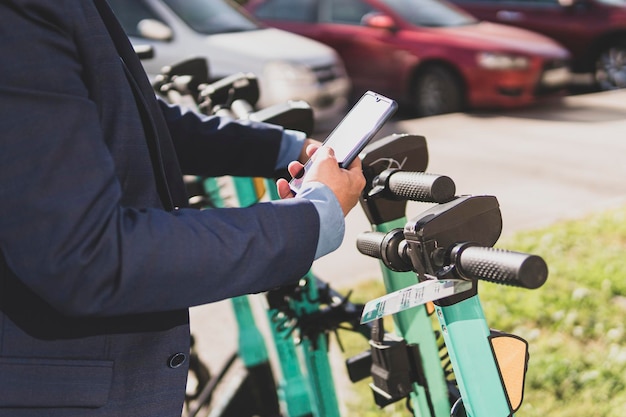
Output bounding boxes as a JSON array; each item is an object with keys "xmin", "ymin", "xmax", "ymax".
[
  {"xmin": 276, "ymin": 129, "xmax": 307, "ymax": 170},
  {"xmin": 296, "ymin": 182, "xmax": 345, "ymax": 260}
]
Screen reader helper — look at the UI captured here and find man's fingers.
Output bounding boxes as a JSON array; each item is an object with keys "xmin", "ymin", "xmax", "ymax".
[
  {"xmin": 276, "ymin": 178, "xmax": 293, "ymax": 199},
  {"xmin": 288, "ymin": 160, "xmax": 304, "ymax": 179},
  {"xmin": 310, "ymin": 145, "xmax": 336, "ymax": 162},
  {"xmin": 306, "ymin": 142, "xmax": 321, "ymax": 158},
  {"xmin": 299, "ymin": 138, "xmax": 322, "ymax": 163}
]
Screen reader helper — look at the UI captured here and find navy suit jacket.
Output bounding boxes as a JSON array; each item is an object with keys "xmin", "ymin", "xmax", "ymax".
[{"xmin": 0, "ymin": 0, "xmax": 319, "ymax": 415}]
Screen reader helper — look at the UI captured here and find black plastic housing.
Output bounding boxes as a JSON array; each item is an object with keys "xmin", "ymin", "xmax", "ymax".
[{"xmin": 359, "ymin": 134, "xmax": 429, "ymax": 225}]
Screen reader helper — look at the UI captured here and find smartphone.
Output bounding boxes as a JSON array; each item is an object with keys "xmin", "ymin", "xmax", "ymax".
[{"xmin": 289, "ymin": 90, "xmax": 398, "ymax": 194}]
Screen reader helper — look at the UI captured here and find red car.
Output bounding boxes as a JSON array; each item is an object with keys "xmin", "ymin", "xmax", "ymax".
[
  {"xmin": 245, "ymin": 0, "xmax": 571, "ymax": 116},
  {"xmin": 447, "ymin": 0, "xmax": 626, "ymax": 91}
]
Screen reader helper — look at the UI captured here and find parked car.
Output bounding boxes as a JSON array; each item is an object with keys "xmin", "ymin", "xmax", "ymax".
[
  {"xmin": 446, "ymin": 0, "xmax": 626, "ymax": 91},
  {"xmin": 245, "ymin": 0, "xmax": 572, "ymax": 116},
  {"xmin": 107, "ymin": 0, "xmax": 351, "ymax": 124}
]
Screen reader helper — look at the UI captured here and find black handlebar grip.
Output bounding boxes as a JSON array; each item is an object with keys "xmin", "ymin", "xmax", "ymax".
[
  {"xmin": 387, "ymin": 171, "xmax": 456, "ymax": 203},
  {"xmin": 356, "ymin": 230, "xmax": 412, "ymax": 272},
  {"xmin": 452, "ymin": 245, "xmax": 548, "ymax": 289},
  {"xmin": 356, "ymin": 231, "xmax": 385, "ymax": 260}
]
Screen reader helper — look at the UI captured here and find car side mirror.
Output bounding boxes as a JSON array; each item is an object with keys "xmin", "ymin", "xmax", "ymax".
[
  {"xmin": 361, "ymin": 12, "xmax": 396, "ymax": 32},
  {"xmin": 137, "ymin": 19, "xmax": 173, "ymax": 42}
]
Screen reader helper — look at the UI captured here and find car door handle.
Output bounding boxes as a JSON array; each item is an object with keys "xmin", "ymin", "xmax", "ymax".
[{"xmin": 496, "ymin": 10, "xmax": 525, "ymax": 22}]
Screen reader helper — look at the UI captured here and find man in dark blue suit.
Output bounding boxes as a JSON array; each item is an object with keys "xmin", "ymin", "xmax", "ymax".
[{"xmin": 0, "ymin": 0, "xmax": 364, "ymax": 415}]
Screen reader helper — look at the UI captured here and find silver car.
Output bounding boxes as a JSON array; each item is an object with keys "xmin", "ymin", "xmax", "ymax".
[{"xmin": 108, "ymin": 0, "xmax": 350, "ymax": 124}]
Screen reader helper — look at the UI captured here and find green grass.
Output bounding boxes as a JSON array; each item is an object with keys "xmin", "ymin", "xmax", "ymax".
[{"xmin": 338, "ymin": 205, "xmax": 626, "ymax": 416}]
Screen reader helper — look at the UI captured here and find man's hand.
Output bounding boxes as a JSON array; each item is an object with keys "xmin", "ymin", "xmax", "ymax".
[
  {"xmin": 299, "ymin": 138, "xmax": 320, "ymax": 164},
  {"xmin": 276, "ymin": 143, "xmax": 365, "ymax": 216}
]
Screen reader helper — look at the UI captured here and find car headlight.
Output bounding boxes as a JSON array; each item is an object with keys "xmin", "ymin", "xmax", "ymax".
[
  {"xmin": 263, "ymin": 60, "xmax": 318, "ymax": 86},
  {"xmin": 477, "ymin": 52, "xmax": 529, "ymax": 70}
]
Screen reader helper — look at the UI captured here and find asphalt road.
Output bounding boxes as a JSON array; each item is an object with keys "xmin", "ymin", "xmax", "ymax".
[{"xmin": 188, "ymin": 89, "xmax": 626, "ymax": 413}]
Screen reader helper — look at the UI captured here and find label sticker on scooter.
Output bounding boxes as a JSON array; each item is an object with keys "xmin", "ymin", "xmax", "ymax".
[{"xmin": 360, "ymin": 279, "xmax": 473, "ymax": 324}]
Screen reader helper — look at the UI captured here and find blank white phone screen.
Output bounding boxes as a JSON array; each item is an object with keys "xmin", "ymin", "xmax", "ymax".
[{"xmin": 324, "ymin": 93, "xmax": 392, "ymax": 165}]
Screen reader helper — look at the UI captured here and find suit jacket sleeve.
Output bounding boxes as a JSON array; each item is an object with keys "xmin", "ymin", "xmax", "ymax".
[
  {"xmin": 159, "ymin": 99, "xmax": 289, "ymax": 178},
  {"xmin": 0, "ymin": 0, "xmax": 320, "ymax": 317}
]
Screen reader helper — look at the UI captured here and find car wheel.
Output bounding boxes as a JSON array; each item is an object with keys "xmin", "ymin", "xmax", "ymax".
[
  {"xmin": 412, "ymin": 65, "xmax": 464, "ymax": 117},
  {"xmin": 594, "ymin": 40, "xmax": 626, "ymax": 91}
]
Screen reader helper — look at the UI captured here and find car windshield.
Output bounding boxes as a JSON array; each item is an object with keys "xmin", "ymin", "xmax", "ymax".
[
  {"xmin": 162, "ymin": 0, "xmax": 260, "ymax": 34},
  {"xmin": 379, "ymin": 0, "xmax": 476, "ymax": 27}
]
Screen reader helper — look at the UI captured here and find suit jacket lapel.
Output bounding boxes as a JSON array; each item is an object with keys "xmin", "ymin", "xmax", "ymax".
[{"xmin": 93, "ymin": 0, "xmax": 187, "ymax": 210}]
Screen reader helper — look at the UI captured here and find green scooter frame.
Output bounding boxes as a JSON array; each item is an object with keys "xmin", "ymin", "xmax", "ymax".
[
  {"xmin": 263, "ymin": 183, "xmax": 341, "ymax": 417},
  {"xmin": 358, "ymin": 134, "xmax": 452, "ymax": 417},
  {"xmin": 357, "ymin": 133, "xmax": 544, "ymax": 416},
  {"xmin": 359, "ymin": 191, "xmax": 545, "ymax": 417}
]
